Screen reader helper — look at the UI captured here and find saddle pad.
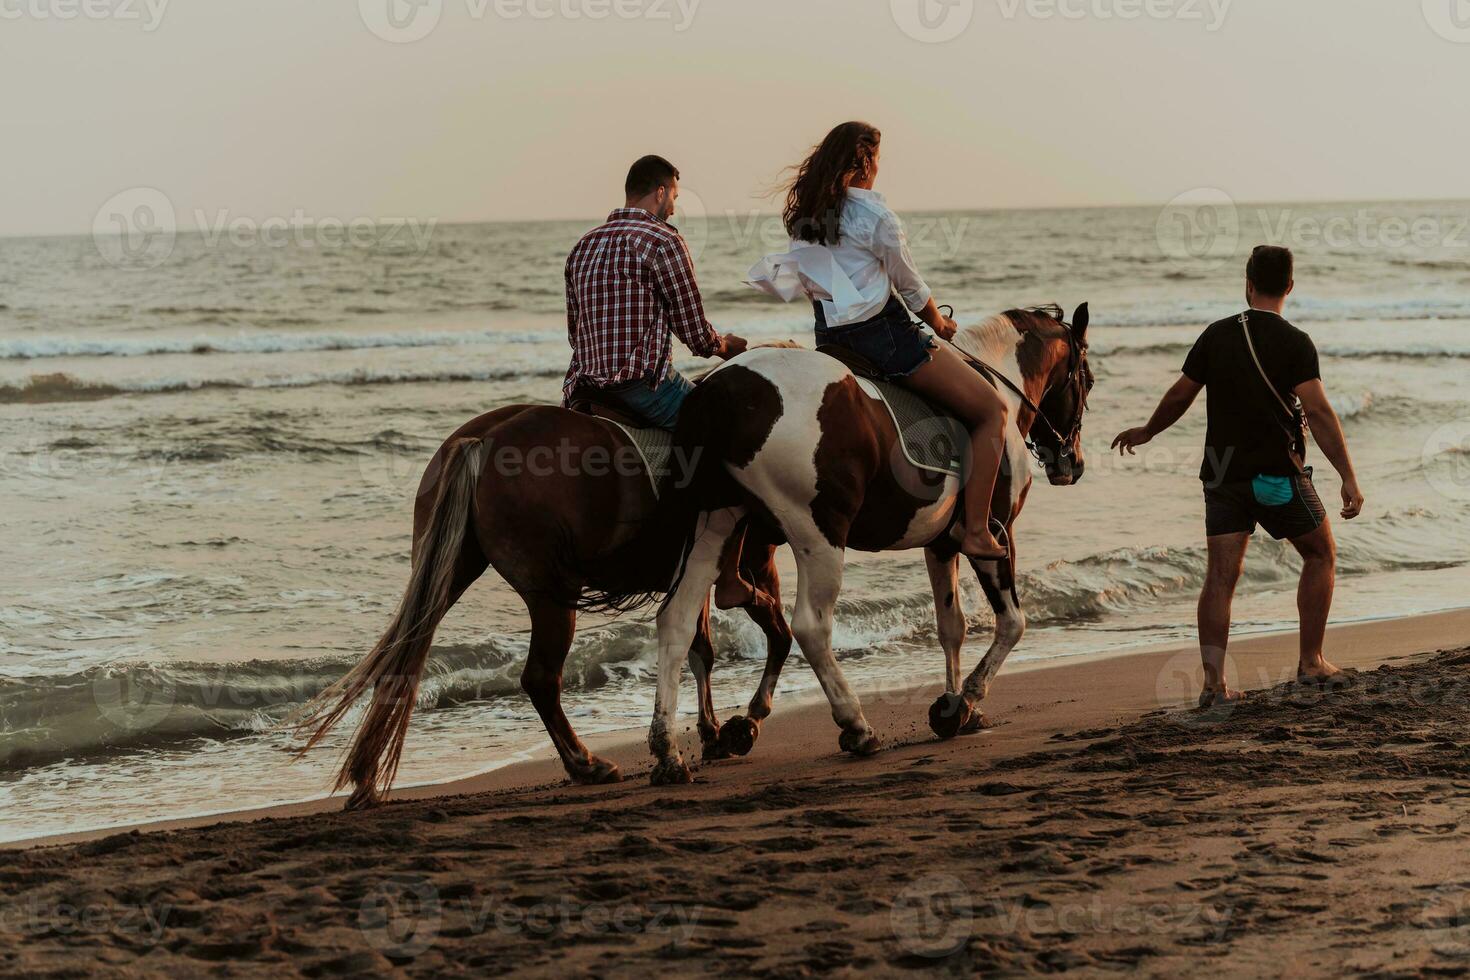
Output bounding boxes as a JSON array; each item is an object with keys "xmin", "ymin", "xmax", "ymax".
[
  {"xmin": 859, "ymin": 378, "xmax": 965, "ymax": 477},
  {"xmin": 602, "ymin": 420, "xmax": 676, "ymax": 498}
]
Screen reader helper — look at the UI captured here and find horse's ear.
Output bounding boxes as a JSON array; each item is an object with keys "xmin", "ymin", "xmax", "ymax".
[{"xmin": 1071, "ymin": 303, "xmax": 1089, "ymax": 342}]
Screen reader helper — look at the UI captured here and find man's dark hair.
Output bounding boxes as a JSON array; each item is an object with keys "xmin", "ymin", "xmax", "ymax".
[
  {"xmin": 625, "ymin": 155, "xmax": 680, "ymax": 199},
  {"xmin": 1247, "ymin": 245, "xmax": 1294, "ymax": 296}
]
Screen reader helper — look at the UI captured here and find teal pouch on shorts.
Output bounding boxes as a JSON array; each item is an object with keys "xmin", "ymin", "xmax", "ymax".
[{"xmin": 1251, "ymin": 473, "xmax": 1295, "ymax": 507}]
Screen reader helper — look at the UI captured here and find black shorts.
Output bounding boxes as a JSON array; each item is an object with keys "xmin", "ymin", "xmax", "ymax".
[{"xmin": 1204, "ymin": 468, "xmax": 1327, "ymax": 540}]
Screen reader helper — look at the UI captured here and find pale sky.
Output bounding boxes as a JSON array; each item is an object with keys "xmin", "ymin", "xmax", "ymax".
[{"xmin": 2, "ymin": 0, "xmax": 1467, "ymax": 236}]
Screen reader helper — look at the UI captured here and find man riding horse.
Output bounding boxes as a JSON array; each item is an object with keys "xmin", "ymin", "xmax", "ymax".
[
  {"xmin": 562, "ymin": 154, "xmax": 747, "ymax": 429},
  {"xmin": 295, "ymin": 156, "xmax": 789, "ymax": 807}
]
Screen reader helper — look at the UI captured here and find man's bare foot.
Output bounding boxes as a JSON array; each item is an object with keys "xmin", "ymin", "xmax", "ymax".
[
  {"xmin": 957, "ymin": 526, "xmax": 1008, "ymax": 562},
  {"xmin": 1297, "ymin": 657, "xmax": 1342, "ymax": 682},
  {"xmin": 1198, "ymin": 687, "xmax": 1242, "ymax": 709}
]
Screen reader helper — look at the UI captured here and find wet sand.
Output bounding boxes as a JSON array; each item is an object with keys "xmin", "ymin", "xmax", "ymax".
[{"xmin": 4, "ymin": 608, "xmax": 1470, "ymax": 977}]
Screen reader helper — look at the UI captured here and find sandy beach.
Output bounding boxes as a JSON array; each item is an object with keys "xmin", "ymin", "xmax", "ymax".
[{"xmin": 5, "ymin": 607, "xmax": 1469, "ymax": 977}]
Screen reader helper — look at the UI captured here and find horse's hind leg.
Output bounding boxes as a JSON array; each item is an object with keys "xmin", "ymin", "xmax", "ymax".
[
  {"xmin": 688, "ymin": 600, "xmax": 726, "ymax": 761},
  {"xmin": 924, "ymin": 547, "xmax": 983, "ymax": 740},
  {"xmin": 521, "ymin": 595, "xmax": 622, "ymax": 785},
  {"xmin": 719, "ymin": 534, "xmax": 792, "ymax": 759}
]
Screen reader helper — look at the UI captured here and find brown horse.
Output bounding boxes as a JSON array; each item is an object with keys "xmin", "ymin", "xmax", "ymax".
[
  {"xmin": 295, "ymin": 405, "xmax": 791, "ymax": 810},
  {"xmin": 644, "ymin": 305, "xmax": 1092, "ymax": 783}
]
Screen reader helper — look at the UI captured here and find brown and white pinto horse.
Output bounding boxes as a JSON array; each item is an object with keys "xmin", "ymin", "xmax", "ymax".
[
  {"xmin": 646, "ymin": 305, "xmax": 1092, "ymax": 783},
  {"xmin": 295, "ymin": 406, "xmax": 792, "ymax": 810}
]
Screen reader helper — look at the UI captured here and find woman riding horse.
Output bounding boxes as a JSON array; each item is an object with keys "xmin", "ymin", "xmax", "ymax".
[{"xmin": 748, "ymin": 121, "xmax": 1011, "ymax": 561}]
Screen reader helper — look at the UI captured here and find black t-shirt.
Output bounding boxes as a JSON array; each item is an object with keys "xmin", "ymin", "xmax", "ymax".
[{"xmin": 1182, "ymin": 310, "xmax": 1320, "ymax": 486}]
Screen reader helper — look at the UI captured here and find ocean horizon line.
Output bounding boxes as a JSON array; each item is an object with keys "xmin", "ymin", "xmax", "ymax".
[{"xmin": 8, "ymin": 194, "xmax": 1470, "ymax": 242}]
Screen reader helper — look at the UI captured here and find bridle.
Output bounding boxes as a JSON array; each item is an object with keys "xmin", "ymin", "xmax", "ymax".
[{"xmin": 939, "ymin": 306, "xmax": 1092, "ymax": 468}]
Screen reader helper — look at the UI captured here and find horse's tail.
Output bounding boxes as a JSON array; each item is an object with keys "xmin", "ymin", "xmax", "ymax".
[{"xmin": 294, "ymin": 437, "xmax": 486, "ymax": 809}]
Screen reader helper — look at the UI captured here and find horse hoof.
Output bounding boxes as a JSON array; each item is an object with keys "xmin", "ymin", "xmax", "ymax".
[
  {"xmin": 569, "ymin": 757, "xmax": 623, "ymax": 785},
  {"xmin": 839, "ymin": 728, "xmax": 881, "ymax": 757},
  {"xmin": 701, "ymin": 733, "xmax": 732, "ymax": 762},
  {"xmin": 649, "ymin": 758, "xmax": 693, "ymax": 786},
  {"xmin": 717, "ymin": 715, "xmax": 760, "ymax": 758},
  {"xmin": 344, "ymin": 787, "xmax": 383, "ymax": 812},
  {"xmin": 928, "ymin": 693, "xmax": 973, "ymax": 740}
]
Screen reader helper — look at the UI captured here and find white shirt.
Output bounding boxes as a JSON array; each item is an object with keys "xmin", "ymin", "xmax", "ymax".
[{"xmin": 744, "ymin": 187, "xmax": 933, "ymax": 327}]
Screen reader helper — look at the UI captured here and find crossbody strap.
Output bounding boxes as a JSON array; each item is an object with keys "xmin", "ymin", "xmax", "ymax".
[{"xmin": 1238, "ymin": 312, "xmax": 1297, "ymax": 422}]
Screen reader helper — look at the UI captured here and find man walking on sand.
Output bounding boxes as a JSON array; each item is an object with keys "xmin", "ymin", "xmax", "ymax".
[
  {"xmin": 562, "ymin": 154, "xmax": 746, "ymax": 429},
  {"xmin": 1111, "ymin": 246, "xmax": 1366, "ymax": 705}
]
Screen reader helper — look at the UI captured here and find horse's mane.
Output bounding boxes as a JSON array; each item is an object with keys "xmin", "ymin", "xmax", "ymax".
[{"xmin": 952, "ymin": 305, "xmax": 1063, "ymax": 363}]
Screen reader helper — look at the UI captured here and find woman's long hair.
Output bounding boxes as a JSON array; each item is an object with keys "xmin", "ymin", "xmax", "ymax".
[{"xmin": 783, "ymin": 121, "xmax": 881, "ymax": 246}]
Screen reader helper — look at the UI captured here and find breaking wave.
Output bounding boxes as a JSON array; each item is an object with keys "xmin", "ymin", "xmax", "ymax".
[
  {"xmin": 0, "ymin": 365, "xmax": 566, "ymax": 404},
  {"xmin": 0, "ymin": 328, "xmax": 550, "ymax": 361}
]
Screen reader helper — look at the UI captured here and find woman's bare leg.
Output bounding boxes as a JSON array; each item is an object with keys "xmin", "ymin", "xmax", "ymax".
[{"xmin": 901, "ymin": 344, "xmax": 1010, "ymax": 559}]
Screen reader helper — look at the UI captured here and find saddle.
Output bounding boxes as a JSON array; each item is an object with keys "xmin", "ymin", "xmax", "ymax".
[
  {"xmin": 565, "ymin": 381, "xmax": 648, "ymax": 429},
  {"xmin": 814, "ymin": 344, "xmax": 965, "ymax": 478},
  {"xmin": 817, "ymin": 343, "xmax": 1017, "ymax": 559},
  {"xmin": 565, "ymin": 380, "xmax": 677, "ymax": 498}
]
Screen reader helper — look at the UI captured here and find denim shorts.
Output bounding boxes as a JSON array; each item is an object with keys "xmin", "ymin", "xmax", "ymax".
[
  {"xmin": 597, "ymin": 367, "xmax": 693, "ymax": 430},
  {"xmin": 813, "ymin": 295, "xmax": 936, "ymax": 381},
  {"xmin": 1204, "ymin": 467, "xmax": 1327, "ymax": 540}
]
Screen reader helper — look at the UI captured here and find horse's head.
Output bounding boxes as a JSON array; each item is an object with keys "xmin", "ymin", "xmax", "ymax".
[{"xmin": 1019, "ymin": 303, "xmax": 1093, "ymax": 486}]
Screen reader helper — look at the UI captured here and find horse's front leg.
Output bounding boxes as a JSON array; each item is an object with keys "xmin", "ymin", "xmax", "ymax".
[
  {"xmin": 924, "ymin": 546, "xmax": 979, "ymax": 739},
  {"xmin": 961, "ymin": 525, "xmax": 1026, "ymax": 708}
]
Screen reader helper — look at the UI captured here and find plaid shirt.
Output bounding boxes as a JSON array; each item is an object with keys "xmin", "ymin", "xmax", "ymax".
[{"xmin": 562, "ymin": 208, "xmax": 720, "ymax": 402}]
